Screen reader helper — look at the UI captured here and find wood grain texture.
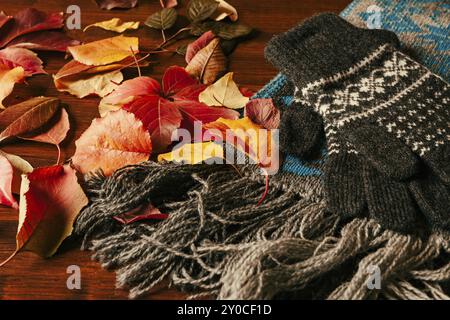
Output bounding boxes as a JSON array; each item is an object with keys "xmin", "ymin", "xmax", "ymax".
[{"xmin": 0, "ymin": 0, "xmax": 351, "ymax": 300}]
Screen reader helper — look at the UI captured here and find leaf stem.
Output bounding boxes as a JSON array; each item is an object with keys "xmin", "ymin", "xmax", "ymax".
[
  {"xmin": 130, "ymin": 46, "xmax": 141, "ymax": 77},
  {"xmin": 161, "ymin": 29, "xmax": 167, "ymax": 43},
  {"xmin": 56, "ymin": 144, "xmax": 61, "ymax": 165},
  {"xmin": 0, "ymin": 249, "xmax": 18, "ymax": 267},
  {"xmin": 157, "ymin": 27, "xmax": 192, "ymax": 49}
]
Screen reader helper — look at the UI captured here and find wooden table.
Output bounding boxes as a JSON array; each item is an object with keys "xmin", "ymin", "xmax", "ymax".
[{"xmin": 0, "ymin": 0, "xmax": 351, "ymax": 300}]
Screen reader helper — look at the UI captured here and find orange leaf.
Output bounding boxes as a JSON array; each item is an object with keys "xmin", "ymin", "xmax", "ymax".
[
  {"xmin": 68, "ymin": 35, "xmax": 139, "ymax": 66},
  {"xmin": 0, "ymin": 64, "xmax": 24, "ymax": 109},
  {"xmin": 72, "ymin": 109, "xmax": 152, "ymax": 176},
  {"xmin": 14, "ymin": 165, "xmax": 87, "ymax": 258}
]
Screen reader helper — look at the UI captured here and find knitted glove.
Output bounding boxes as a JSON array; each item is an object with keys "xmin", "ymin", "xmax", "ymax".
[{"xmin": 265, "ymin": 14, "xmax": 450, "ymax": 232}]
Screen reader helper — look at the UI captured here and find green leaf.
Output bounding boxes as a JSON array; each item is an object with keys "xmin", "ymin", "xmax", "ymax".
[
  {"xmin": 190, "ymin": 21, "xmax": 254, "ymax": 40},
  {"xmin": 145, "ymin": 8, "xmax": 178, "ymax": 30},
  {"xmin": 176, "ymin": 43, "xmax": 188, "ymax": 55},
  {"xmin": 187, "ymin": 0, "xmax": 219, "ymax": 22},
  {"xmin": 190, "ymin": 21, "xmax": 216, "ymax": 36},
  {"xmin": 213, "ymin": 22, "xmax": 253, "ymax": 40}
]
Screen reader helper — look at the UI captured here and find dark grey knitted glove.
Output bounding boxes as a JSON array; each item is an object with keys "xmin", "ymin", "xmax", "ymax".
[{"xmin": 265, "ymin": 13, "xmax": 450, "ymax": 233}]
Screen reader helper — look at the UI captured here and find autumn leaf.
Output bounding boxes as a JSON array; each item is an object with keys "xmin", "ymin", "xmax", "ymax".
[
  {"xmin": 95, "ymin": 0, "xmax": 138, "ymax": 10},
  {"xmin": 54, "ymin": 56, "xmax": 146, "ymax": 80},
  {"xmin": 12, "ymin": 165, "xmax": 88, "ymax": 259},
  {"xmin": 187, "ymin": 0, "xmax": 219, "ymax": 23},
  {"xmin": 21, "ymin": 108, "xmax": 70, "ymax": 163},
  {"xmin": 245, "ymin": 98, "xmax": 280, "ymax": 129},
  {"xmin": 199, "ymin": 72, "xmax": 249, "ymax": 109},
  {"xmin": 0, "ymin": 151, "xmax": 32, "ymax": 209},
  {"xmin": 185, "ymin": 30, "xmax": 216, "ymax": 63},
  {"xmin": 211, "ymin": 0, "xmax": 238, "ymax": 22},
  {"xmin": 124, "ymin": 96, "xmax": 182, "ymax": 153},
  {"xmin": 185, "ymin": 37, "xmax": 226, "ymax": 84},
  {"xmin": 54, "ymin": 70, "xmax": 123, "ymax": 98},
  {"xmin": 118, "ymin": 66, "xmax": 238, "ymax": 152},
  {"xmin": 205, "ymin": 117, "xmax": 275, "ymax": 168},
  {"xmin": 68, "ymin": 35, "xmax": 139, "ymax": 66},
  {"xmin": 99, "ymin": 76, "xmax": 161, "ymax": 116},
  {"xmin": 160, "ymin": 0, "xmax": 178, "ymax": 9},
  {"xmin": 0, "ymin": 12, "xmax": 12, "ymax": 30},
  {"xmin": 145, "ymin": 8, "xmax": 178, "ymax": 30},
  {"xmin": 113, "ymin": 202, "xmax": 168, "ymax": 225},
  {"xmin": 0, "ymin": 96, "xmax": 60, "ymax": 142},
  {"xmin": 72, "ymin": 109, "xmax": 152, "ymax": 176},
  {"xmin": 158, "ymin": 141, "xmax": 224, "ymax": 164},
  {"xmin": 84, "ymin": 18, "xmax": 140, "ymax": 33},
  {"xmin": 21, "ymin": 108, "xmax": 69, "ymax": 145},
  {"xmin": 191, "ymin": 20, "xmax": 253, "ymax": 40},
  {"xmin": 0, "ymin": 65, "xmax": 24, "ymax": 109},
  {"xmin": 0, "ymin": 8, "xmax": 64, "ymax": 48},
  {"xmin": 7, "ymin": 31, "xmax": 80, "ymax": 52},
  {"xmin": 0, "ymin": 47, "xmax": 45, "ymax": 77}
]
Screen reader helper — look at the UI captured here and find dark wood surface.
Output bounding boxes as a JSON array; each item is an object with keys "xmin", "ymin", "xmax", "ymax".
[{"xmin": 0, "ymin": 0, "xmax": 351, "ymax": 300}]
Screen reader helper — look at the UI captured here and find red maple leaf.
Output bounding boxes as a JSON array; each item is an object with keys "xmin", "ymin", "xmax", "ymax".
[{"xmin": 121, "ymin": 66, "xmax": 239, "ymax": 153}]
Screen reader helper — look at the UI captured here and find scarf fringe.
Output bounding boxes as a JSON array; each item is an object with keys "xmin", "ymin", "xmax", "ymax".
[{"xmin": 74, "ymin": 162, "xmax": 450, "ymax": 300}]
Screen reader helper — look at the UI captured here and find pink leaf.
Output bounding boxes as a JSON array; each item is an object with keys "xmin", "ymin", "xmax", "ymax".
[
  {"xmin": 113, "ymin": 203, "xmax": 168, "ymax": 225},
  {"xmin": 160, "ymin": 0, "xmax": 178, "ymax": 9},
  {"xmin": 0, "ymin": 154, "xmax": 18, "ymax": 209},
  {"xmin": 8, "ymin": 31, "xmax": 80, "ymax": 52},
  {"xmin": 185, "ymin": 31, "xmax": 216, "ymax": 63},
  {"xmin": 95, "ymin": 0, "xmax": 138, "ymax": 10},
  {"xmin": 245, "ymin": 98, "xmax": 280, "ymax": 129},
  {"xmin": 0, "ymin": 8, "xmax": 64, "ymax": 48},
  {"xmin": 0, "ymin": 47, "xmax": 45, "ymax": 77},
  {"xmin": 0, "ymin": 151, "xmax": 32, "ymax": 209},
  {"xmin": 103, "ymin": 76, "xmax": 161, "ymax": 106}
]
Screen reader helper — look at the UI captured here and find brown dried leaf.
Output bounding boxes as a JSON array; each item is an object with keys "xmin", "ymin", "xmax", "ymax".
[
  {"xmin": 0, "ymin": 96, "xmax": 60, "ymax": 143},
  {"xmin": 185, "ymin": 37, "xmax": 226, "ymax": 85}
]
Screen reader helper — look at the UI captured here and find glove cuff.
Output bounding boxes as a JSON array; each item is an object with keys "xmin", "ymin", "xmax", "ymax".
[{"xmin": 265, "ymin": 13, "xmax": 400, "ymax": 89}]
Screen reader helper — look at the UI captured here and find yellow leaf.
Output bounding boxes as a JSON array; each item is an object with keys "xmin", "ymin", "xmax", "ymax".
[
  {"xmin": 68, "ymin": 35, "xmax": 139, "ymax": 66},
  {"xmin": 53, "ymin": 70, "xmax": 123, "ymax": 98},
  {"xmin": 83, "ymin": 18, "xmax": 140, "ymax": 33},
  {"xmin": 199, "ymin": 72, "xmax": 249, "ymax": 109},
  {"xmin": 212, "ymin": 0, "xmax": 238, "ymax": 22},
  {"xmin": 208, "ymin": 117, "xmax": 276, "ymax": 170},
  {"xmin": 0, "ymin": 65, "xmax": 24, "ymax": 109},
  {"xmin": 158, "ymin": 141, "xmax": 224, "ymax": 164}
]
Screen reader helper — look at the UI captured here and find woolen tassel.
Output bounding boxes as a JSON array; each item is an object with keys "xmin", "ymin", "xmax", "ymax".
[{"xmin": 73, "ymin": 161, "xmax": 450, "ymax": 299}]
